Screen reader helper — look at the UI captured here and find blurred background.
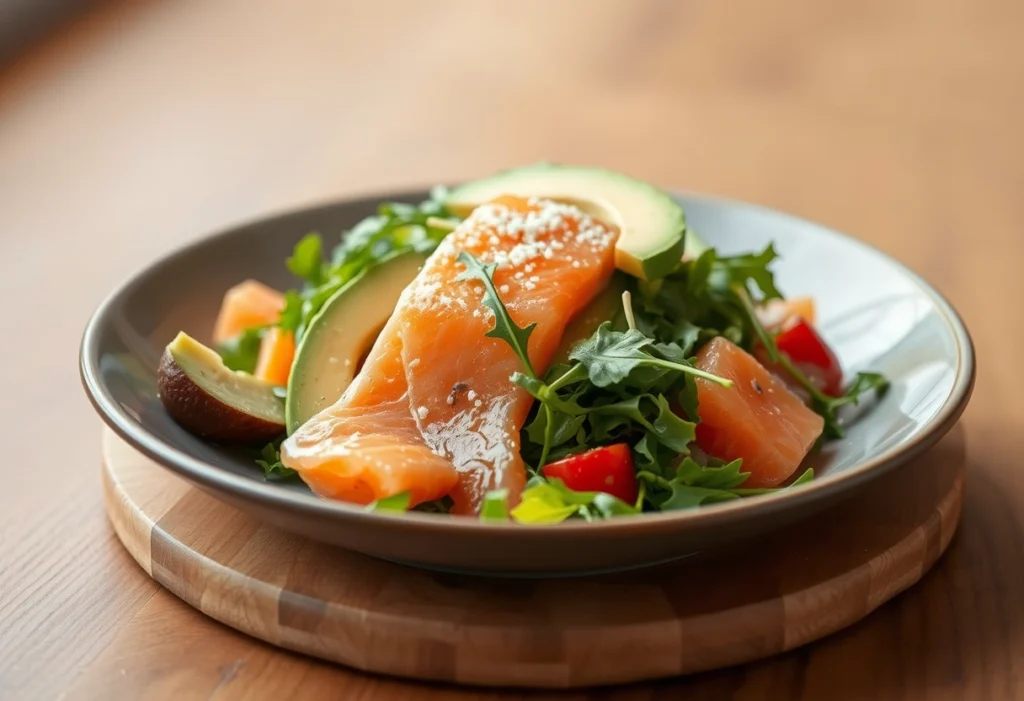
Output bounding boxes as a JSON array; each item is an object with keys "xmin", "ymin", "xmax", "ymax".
[{"xmin": 4, "ymin": 0, "xmax": 1017, "ymax": 410}]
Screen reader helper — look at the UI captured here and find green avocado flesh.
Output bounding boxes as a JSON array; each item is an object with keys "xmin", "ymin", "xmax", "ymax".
[
  {"xmin": 286, "ymin": 251, "xmax": 428, "ymax": 433},
  {"xmin": 167, "ymin": 333, "xmax": 285, "ymax": 424},
  {"xmin": 446, "ymin": 164, "xmax": 689, "ymax": 281},
  {"xmin": 159, "ymin": 332, "xmax": 285, "ymax": 444}
]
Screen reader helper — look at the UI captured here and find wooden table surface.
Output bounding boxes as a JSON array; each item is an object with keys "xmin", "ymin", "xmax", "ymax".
[{"xmin": 1, "ymin": 0, "xmax": 1021, "ymax": 699}]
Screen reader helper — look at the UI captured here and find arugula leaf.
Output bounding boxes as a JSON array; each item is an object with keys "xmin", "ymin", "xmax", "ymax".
[
  {"xmin": 513, "ymin": 372, "xmax": 589, "ymax": 415},
  {"xmin": 589, "ymin": 395, "xmax": 695, "ymax": 452},
  {"xmin": 255, "ymin": 442, "xmax": 297, "ymax": 480},
  {"xmin": 510, "ymin": 478, "xmax": 640, "ymax": 524},
  {"xmin": 828, "ymin": 372, "xmax": 891, "ymax": 410},
  {"xmin": 662, "ymin": 484, "xmax": 741, "ymax": 509},
  {"xmin": 277, "ymin": 194, "xmax": 456, "ymax": 339},
  {"xmin": 480, "ymin": 489, "xmax": 510, "ymax": 521},
  {"xmin": 570, "ymin": 322, "xmax": 732, "ymax": 388},
  {"xmin": 569, "ymin": 324, "xmax": 650, "ymax": 386},
  {"xmin": 641, "ymin": 458, "xmax": 814, "ymax": 511},
  {"xmin": 456, "ymin": 252, "xmax": 538, "ymax": 378},
  {"xmin": 286, "ymin": 233, "xmax": 326, "ymax": 286},
  {"xmin": 278, "ymin": 290, "xmax": 304, "ymax": 334},
  {"xmin": 592, "ymin": 492, "xmax": 642, "ymax": 518},
  {"xmin": 715, "ymin": 244, "xmax": 783, "ymax": 300},
  {"xmin": 630, "ymin": 246, "xmax": 889, "ymax": 440},
  {"xmin": 217, "ymin": 326, "xmax": 264, "ymax": 373},
  {"xmin": 524, "ymin": 409, "xmax": 586, "ymax": 453},
  {"xmin": 751, "ymin": 309, "xmax": 890, "ymax": 438},
  {"xmin": 675, "ymin": 457, "xmax": 748, "ymax": 489},
  {"xmin": 366, "ymin": 492, "xmax": 412, "ymax": 512},
  {"xmin": 630, "ymin": 246, "xmax": 781, "ymax": 353}
]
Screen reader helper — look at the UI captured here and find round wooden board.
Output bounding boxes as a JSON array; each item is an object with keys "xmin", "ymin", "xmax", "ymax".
[{"xmin": 101, "ymin": 426, "xmax": 965, "ymax": 689}]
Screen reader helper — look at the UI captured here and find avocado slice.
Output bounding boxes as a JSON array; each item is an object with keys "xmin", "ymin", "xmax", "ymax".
[
  {"xmin": 158, "ymin": 332, "xmax": 285, "ymax": 444},
  {"xmin": 552, "ymin": 273, "xmax": 629, "ymax": 364},
  {"xmin": 286, "ymin": 250, "xmax": 427, "ymax": 433},
  {"xmin": 446, "ymin": 164, "xmax": 699, "ymax": 281}
]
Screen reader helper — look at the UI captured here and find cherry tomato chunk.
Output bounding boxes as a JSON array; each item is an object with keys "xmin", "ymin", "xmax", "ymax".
[
  {"xmin": 542, "ymin": 444, "xmax": 638, "ymax": 504},
  {"xmin": 774, "ymin": 316, "xmax": 844, "ymax": 397}
]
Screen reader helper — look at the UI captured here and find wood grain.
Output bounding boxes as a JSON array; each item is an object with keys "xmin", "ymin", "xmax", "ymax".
[
  {"xmin": 100, "ymin": 428, "xmax": 965, "ymax": 688},
  {"xmin": 1, "ymin": 0, "xmax": 1022, "ymax": 698}
]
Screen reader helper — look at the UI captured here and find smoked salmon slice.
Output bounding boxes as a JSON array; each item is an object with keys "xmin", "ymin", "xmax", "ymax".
[
  {"xmin": 280, "ymin": 196, "xmax": 619, "ymax": 514},
  {"xmin": 693, "ymin": 337, "xmax": 824, "ymax": 488}
]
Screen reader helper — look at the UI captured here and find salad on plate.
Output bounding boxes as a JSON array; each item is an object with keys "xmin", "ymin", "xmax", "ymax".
[{"xmin": 156, "ymin": 164, "xmax": 889, "ymax": 523}]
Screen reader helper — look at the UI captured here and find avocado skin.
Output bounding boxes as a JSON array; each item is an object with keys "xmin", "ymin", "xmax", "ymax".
[{"xmin": 157, "ymin": 349, "xmax": 285, "ymax": 445}]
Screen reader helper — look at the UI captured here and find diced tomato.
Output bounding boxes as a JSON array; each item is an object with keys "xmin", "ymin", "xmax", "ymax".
[
  {"xmin": 542, "ymin": 444, "xmax": 638, "ymax": 504},
  {"xmin": 773, "ymin": 317, "xmax": 843, "ymax": 397}
]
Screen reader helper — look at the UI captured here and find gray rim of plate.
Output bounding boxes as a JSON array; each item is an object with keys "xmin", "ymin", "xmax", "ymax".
[{"xmin": 79, "ymin": 187, "xmax": 976, "ymax": 537}]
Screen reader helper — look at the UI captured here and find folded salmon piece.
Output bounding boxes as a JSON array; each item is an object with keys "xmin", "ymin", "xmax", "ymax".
[{"xmin": 281, "ymin": 195, "xmax": 619, "ymax": 514}]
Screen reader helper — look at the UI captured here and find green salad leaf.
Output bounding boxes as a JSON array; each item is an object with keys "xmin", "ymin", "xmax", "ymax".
[
  {"xmin": 286, "ymin": 233, "xmax": 326, "ymax": 286},
  {"xmin": 641, "ymin": 458, "xmax": 815, "ymax": 510},
  {"xmin": 456, "ymin": 252, "xmax": 538, "ymax": 378},
  {"xmin": 509, "ymin": 478, "xmax": 640, "ymax": 524},
  {"xmin": 479, "ymin": 489, "xmax": 510, "ymax": 521},
  {"xmin": 255, "ymin": 442, "xmax": 297, "ymax": 480},
  {"xmin": 217, "ymin": 325, "xmax": 265, "ymax": 373},
  {"xmin": 569, "ymin": 323, "xmax": 733, "ymax": 388},
  {"xmin": 277, "ymin": 191, "xmax": 456, "ymax": 341},
  {"xmin": 366, "ymin": 491, "xmax": 412, "ymax": 512},
  {"xmin": 629, "ymin": 247, "xmax": 890, "ymax": 438}
]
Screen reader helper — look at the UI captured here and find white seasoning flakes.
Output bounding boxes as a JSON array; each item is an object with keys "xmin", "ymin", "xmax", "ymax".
[
  {"xmin": 454, "ymin": 198, "xmax": 615, "ymax": 273},
  {"xmin": 409, "ymin": 358, "xmax": 421, "ymax": 368},
  {"xmin": 467, "ymin": 390, "xmax": 478, "ymax": 401},
  {"xmin": 436, "ymin": 198, "xmax": 617, "ymax": 314},
  {"xmin": 416, "ymin": 406, "xmax": 429, "ymax": 420},
  {"xmin": 474, "ymin": 399, "xmax": 482, "ymax": 408}
]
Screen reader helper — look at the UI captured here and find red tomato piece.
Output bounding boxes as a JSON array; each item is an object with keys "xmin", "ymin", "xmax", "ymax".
[
  {"xmin": 542, "ymin": 444, "xmax": 638, "ymax": 504},
  {"xmin": 774, "ymin": 317, "xmax": 844, "ymax": 397}
]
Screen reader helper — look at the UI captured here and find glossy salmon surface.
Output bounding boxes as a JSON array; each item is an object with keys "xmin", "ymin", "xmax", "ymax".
[
  {"xmin": 280, "ymin": 196, "xmax": 618, "ymax": 513},
  {"xmin": 693, "ymin": 337, "xmax": 824, "ymax": 488}
]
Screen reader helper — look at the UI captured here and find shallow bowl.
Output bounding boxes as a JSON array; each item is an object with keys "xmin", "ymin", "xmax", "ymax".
[{"xmin": 80, "ymin": 189, "xmax": 975, "ymax": 576}]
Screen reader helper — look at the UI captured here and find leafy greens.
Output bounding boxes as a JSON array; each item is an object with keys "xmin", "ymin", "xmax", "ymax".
[
  {"xmin": 629, "ymin": 246, "xmax": 889, "ymax": 438},
  {"xmin": 275, "ymin": 189, "xmax": 456, "ymax": 343}
]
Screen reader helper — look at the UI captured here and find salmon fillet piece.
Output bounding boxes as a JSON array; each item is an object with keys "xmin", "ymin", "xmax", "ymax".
[
  {"xmin": 693, "ymin": 337, "xmax": 824, "ymax": 488},
  {"xmin": 280, "ymin": 195, "xmax": 619, "ymax": 514}
]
